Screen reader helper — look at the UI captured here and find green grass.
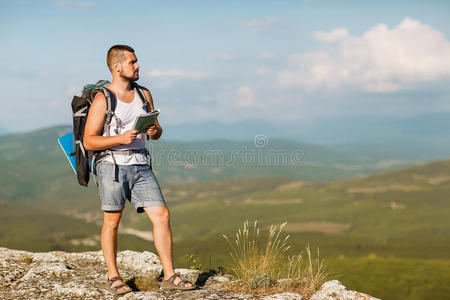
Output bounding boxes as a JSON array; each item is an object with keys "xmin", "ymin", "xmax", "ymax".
[
  {"xmin": 0, "ymin": 200, "xmax": 155, "ymax": 253},
  {"xmin": 327, "ymin": 256, "xmax": 450, "ymax": 300},
  {"xmin": 0, "ymin": 200, "xmax": 99, "ymax": 252}
]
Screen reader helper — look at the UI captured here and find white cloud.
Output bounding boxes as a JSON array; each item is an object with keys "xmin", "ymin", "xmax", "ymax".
[
  {"xmin": 239, "ymin": 17, "xmax": 287, "ymax": 32},
  {"xmin": 54, "ymin": 0, "xmax": 96, "ymax": 8},
  {"xmin": 147, "ymin": 69, "xmax": 206, "ymax": 80},
  {"xmin": 278, "ymin": 17, "xmax": 450, "ymax": 92},
  {"xmin": 235, "ymin": 86, "xmax": 261, "ymax": 107},
  {"xmin": 256, "ymin": 67, "xmax": 270, "ymax": 76},
  {"xmin": 208, "ymin": 53, "xmax": 233, "ymax": 61},
  {"xmin": 256, "ymin": 51, "xmax": 279, "ymax": 59},
  {"xmin": 311, "ymin": 28, "xmax": 349, "ymax": 42}
]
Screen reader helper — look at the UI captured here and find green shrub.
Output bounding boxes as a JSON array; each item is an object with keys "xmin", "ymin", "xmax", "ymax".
[{"xmin": 185, "ymin": 253, "xmax": 203, "ymax": 271}]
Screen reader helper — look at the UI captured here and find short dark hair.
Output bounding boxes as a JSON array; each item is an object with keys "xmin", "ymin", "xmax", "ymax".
[{"xmin": 107, "ymin": 45, "xmax": 135, "ymax": 71}]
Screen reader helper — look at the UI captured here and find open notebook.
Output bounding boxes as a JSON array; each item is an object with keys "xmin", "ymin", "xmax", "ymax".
[{"xmin": 132, "ymin": 109, "xmax": 160, "ymax": 133}]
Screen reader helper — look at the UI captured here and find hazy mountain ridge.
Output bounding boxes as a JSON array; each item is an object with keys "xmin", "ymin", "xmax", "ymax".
[
  {"xmin": 135, "ymin": 112, "xmax": 450, "ymax": 143},
  {"xmin": 3, "ymin": 111, "xmax": 450, "ymax": 161},
  {"xmin": 11, "ymin": 111, "xmax": 447, "ymax": 161},
  {"xmin": 0, "ymin": 125, "xmax": 412, "ymax": 206}
]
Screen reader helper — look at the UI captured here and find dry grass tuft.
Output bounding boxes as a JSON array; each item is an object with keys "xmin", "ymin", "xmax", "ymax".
[{"xmin": 223, "ymin": 220, "xmax": 328, "ymax": 298}]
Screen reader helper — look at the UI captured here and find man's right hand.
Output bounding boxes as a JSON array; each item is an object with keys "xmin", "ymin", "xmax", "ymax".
[{"xmin": 120, "ymin": 130, "xmax": 139, "ymax": 144}]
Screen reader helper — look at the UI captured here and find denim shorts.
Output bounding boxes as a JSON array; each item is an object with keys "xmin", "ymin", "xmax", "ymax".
[{"xmin": 96, "ymin": 161, "xmax": 166, "ymax": 213}]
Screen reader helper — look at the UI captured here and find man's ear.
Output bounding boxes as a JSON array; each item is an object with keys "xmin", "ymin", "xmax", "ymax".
[{"xmin": 113, "ymin": 62, "xmax": 121, "ymax": 73}]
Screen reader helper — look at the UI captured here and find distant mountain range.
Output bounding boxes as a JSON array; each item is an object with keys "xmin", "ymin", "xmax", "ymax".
[
  {"xmin": 2, "ymin": 112, "xmax": 450, "ymax": 161},
  {"xmin": 0, "ymin": 125, "xmax": 397, "ymax": 205},
  {"xmin": 0, "ymin": 124, "xmax": 426, "ymax": 207},
  {"xmin": 0, "ymin": 127, "xmax": 8, "ymax": 135},
  {"xmin": 163, "ymin": 112, "xmax": 450, "ymax": 161},
  {"xmin": 160, "ymin": 112, "xmax": 450, "ymax": 143},
  {"xmin": 3, "ymin": 112, "xmax": 450, "ymax": 142}
]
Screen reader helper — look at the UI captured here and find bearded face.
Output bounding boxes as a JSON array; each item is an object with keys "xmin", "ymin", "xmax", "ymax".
[{"xmin": 119, "ymin": 52, "xmax": 140, "ymax": 81}]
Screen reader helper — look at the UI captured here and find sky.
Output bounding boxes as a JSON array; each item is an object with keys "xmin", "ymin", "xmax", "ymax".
[{"xmin": 0, "ymin": 0, "xmax": 449, "ymax": 133}]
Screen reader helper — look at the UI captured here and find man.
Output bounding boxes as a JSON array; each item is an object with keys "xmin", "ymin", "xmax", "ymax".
[{"xmin": 84, "ymin": 45, "xmax": 195, "ymax": 294}]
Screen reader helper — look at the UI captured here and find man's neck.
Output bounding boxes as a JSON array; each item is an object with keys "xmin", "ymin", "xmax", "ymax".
[{"xmin": 110, "ymin": 77, "xmax": 134, "ymax": 93}]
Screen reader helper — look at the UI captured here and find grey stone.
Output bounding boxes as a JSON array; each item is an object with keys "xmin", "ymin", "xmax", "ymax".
[
  {"xmin": 309, "ymin": 280, "xmax": 380, "ymax": 300},
  {"xmin": 262, "ymin": 292, "xmax": 303, "ymax": 300},
  {"xmin": 173, "ymin": 268, "xmax": 201, "ymax": 284},
  {"xmin": 118, "ymin": 250, "xmax": 163, "ymax": 278},
  {"xmin": 0, "ymin": 247, "xmax": 379, "ymax": 300},
  {"xmin": 203, "ymin": 275, "xmax": 232, "ymax": 289}
]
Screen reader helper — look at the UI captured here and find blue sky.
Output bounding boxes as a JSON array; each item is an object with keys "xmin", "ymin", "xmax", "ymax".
[{"xmin": 1, "ymin": 0, "xmax": 449, "ymax": 132}]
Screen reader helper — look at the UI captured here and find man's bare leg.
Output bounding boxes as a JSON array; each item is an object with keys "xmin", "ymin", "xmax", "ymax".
[
  {"xmin": 144, "ymin": 206, "xmax": 193, "ymax": 287},
  {"xmin": 101, "ymin": 210, "xmax": 131, "ymax": 292}
]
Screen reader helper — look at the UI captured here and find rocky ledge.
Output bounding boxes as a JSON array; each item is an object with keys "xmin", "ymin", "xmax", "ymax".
[{"xmin": 0, "ymin": 247, "xmax": 379, "ymax": 300}]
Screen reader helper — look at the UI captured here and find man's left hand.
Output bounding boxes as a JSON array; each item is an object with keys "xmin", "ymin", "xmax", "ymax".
[{"xmin": 146, "ymin": 125, "xmax": 159, "ymax": 137}]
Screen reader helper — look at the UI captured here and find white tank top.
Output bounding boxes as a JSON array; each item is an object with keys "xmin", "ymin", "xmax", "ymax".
[{"xmin": 102, "ymin": 88, "xmax": 148, "ymax": 165}]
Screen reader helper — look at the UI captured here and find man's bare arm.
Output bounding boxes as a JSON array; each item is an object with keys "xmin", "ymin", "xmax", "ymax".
[
  {"xmin": 143, "ymin": 89, "xmax": 163, "ymax": 140},
  {"xmin": 83, "ymin": 92, "xmax": 138, "ymax": 150}
]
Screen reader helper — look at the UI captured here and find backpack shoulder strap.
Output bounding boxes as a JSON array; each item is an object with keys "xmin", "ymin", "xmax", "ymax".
[
  {"xmin": 95, "ymin": 87, "xmax": 115, "ymax": 136},
  {"xmin": 133, "ymin": 82, "xmax": 152, "ymax": 112}
]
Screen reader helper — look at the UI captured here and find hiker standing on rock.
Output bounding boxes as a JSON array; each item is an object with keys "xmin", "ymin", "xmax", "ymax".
[{"xmin": 83, "ymin": 45, "xmax": 195, "ymax": 295}]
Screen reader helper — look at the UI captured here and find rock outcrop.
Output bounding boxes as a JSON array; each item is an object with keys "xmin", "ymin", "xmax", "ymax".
[{"xmin": 0, "ymin": 247, "xmax": 379, "ymax": 300}]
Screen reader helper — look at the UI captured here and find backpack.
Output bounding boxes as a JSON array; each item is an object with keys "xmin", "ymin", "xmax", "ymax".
[{"xmin": 70, "ymin": 80, "xmax": 151, "ymax": 187}]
